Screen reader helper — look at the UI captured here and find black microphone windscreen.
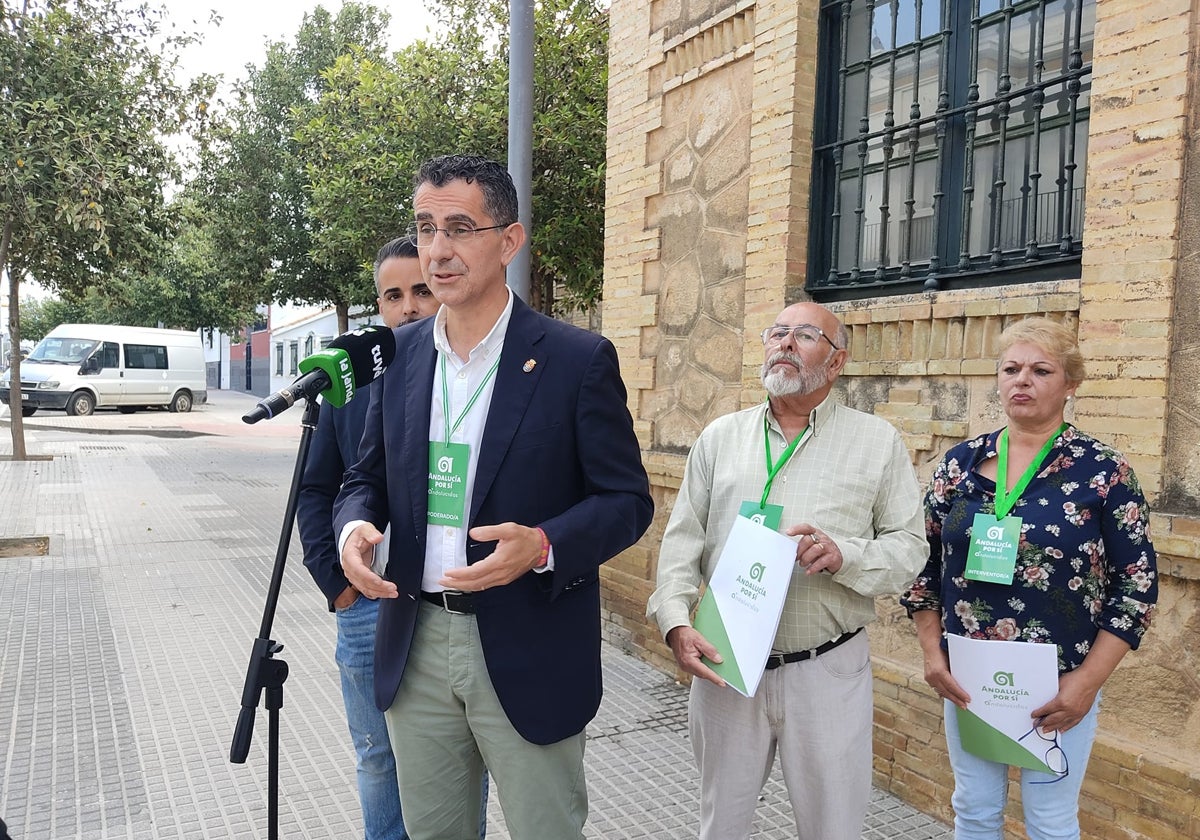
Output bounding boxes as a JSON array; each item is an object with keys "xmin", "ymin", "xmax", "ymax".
[{"xmin": 325, "ymin": 325, "xmax": 396, "ymax": 403}]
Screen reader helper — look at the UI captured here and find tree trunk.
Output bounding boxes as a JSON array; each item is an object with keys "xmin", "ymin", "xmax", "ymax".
[
  {"xmin": 544, "ymin": 274, "xmax": 555, "ymax": 317},
  {"xmin": 530, "ymin": 272, "xmax": 543, "ymax": 313},
  {"xmin": 2, "ymin": 217, "xmax": 29, "ymax": 460},
  {"xmin": 529, "ymin": 268, "xmax": 554, "ymax": 316},
  {"xmin": 336, "ymin": 302, "xmax": 349, "ymax": 335}
]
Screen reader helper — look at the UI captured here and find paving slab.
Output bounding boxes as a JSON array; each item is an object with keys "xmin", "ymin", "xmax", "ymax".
[{"xmin": 0, "ymin": 393, "xmax": 951, "ymax": 839}]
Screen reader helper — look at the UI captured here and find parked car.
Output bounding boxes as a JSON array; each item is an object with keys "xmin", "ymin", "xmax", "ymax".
[{"xmin": 0, "ymin": 324, "xmax": 208, "ymax": 417}]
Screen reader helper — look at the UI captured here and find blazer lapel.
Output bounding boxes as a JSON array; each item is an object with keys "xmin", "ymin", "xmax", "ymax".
[
  {"xmin": 470, "ymin": 298, "xmax": 545, "ymax": 523},
  {"xmin": 403, "ymin": 321, "xmax": 437, "ymax": 537}
]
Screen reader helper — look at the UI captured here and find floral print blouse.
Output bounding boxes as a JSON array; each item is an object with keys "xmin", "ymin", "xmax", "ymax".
[{"xmin": 901, "ymin": 425, "xmax": 1158, "ymax": 673}]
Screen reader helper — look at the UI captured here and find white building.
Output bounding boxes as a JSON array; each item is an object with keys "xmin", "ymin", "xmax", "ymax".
[
  {"xmin": 267, "ymin": 303, "xmax": 379, "ymax": 395},
  {"xmin": 199, "ymin": 328, "xmax": 232, "ymax": 390}
]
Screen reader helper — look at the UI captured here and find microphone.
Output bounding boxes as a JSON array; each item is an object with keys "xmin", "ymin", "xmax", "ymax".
[{"xmin": 242, "ymin": 325, "xmax": 396, "ymax": 424}]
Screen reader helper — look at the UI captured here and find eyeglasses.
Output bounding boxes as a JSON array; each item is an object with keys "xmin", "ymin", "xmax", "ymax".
[
  {"xmin": 760, "ymin": 324, "xmax": 841, "ymax": 351},
  {"xmin": 1018, "ymin": 724, "xmax": 1070, "ymax": 784},
  {"xmin": 406, "ymin": 221, "xmax": 509, "ymax": 248}
]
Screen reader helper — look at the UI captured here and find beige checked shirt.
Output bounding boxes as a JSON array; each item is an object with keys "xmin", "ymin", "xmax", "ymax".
[{"xmin": 648, "ymin": 396, "xmax": 927, "ymax": 653}]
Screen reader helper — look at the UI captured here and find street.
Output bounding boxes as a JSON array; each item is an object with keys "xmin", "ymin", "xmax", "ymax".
[
  {"xmin": 0, "ymin": 391, "xmax": 951, "ymax": 839},
  {"xmin": 0, "ymin": 393, "xmax": 364, "ymax": 838}
]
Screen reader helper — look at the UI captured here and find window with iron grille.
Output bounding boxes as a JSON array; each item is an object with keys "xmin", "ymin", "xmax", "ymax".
[{"xmin": 808, "ymin": 0, "xmax": 1094, "ymax": 298}]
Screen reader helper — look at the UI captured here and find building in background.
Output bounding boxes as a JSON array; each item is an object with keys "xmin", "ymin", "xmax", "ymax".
[
  {"xmin": 199, "ymin": 328, "xmax": 232, "ymax": 391},
  {"xmin": 266, "ymin": 303, "xmax": 378, "ymax": 396},
  {"xmin": 602, "ymin": 2, "xmax": 1197, "ymax": 837},
  {"xmin": 229, "ymin": 305, "xmax": 271, "ymax": 398}
]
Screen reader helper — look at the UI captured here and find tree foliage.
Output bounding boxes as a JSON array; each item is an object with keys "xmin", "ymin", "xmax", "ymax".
[
  {"xmin": 295, "ymin": 39, "xmax": 484, "ymax": 315},
  {"xmin": 1, "ymin": 0, "xmax": 206, "ymax": 457},
  {"xmin": 189, "ymin": 0, "xmax": 610, "ymax": 330},
  {"xmin": 183, "ymin": 3, "xmax": 392, "ymax": 334},
  {"xmin": 427, "ymin": 0, "xmax": 610, "ymax": 313},
  {"xmin": 0, "ymin": 0, "xmax": 201, "ymax": 290},
  {"xmin": 15, "ymin": 295, "xmax": 91, "ymax": 342}
]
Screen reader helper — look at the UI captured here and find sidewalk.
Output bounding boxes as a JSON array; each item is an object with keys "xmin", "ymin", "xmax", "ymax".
[
  {"xmin": 0, "ymin": 392, "xmax": 952, "ymax": 839},
  {"xmin": 1, "ymin": 388, "xmax": 305, "ymax": 440}
]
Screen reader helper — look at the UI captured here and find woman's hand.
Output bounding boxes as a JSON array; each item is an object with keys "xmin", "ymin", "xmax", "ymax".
[
  {"xmin": 1032, "ymin": 630, "xmax": 1132, "ymax": 732},
  {"xmin": 914, "ymin": 610, "xmax": 970, "ymax": 708},
  {"xmin": 922, "ymin": 644, "xmax": 971, "ymax": 709},
  {"xmin": 1030, "ymin": 669, "xmax": 1100, "ymax": 732}
]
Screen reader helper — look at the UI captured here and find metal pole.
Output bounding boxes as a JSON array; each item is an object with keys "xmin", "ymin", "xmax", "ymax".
[{"xmin": 507, "ymin": 0, "xmax": 534, "ymax": 303}]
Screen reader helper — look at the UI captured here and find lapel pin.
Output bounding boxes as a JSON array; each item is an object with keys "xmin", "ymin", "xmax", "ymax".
[{"xmin": 522, "ymin": 358, "xmax": 537, "ymax": 373}]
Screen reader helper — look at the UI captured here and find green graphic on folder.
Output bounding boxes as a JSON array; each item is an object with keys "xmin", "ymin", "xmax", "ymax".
[
  {"xmin": 947, "ymin": 635, "xmax": 1063, "ymax": 776},
  {"xmin": 691, "ymin": 516, "xmax": 797, "ymax": 698}
]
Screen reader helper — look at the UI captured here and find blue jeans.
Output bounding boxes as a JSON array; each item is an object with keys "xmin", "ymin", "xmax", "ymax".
[
  {"xmin": 337, "ymin": 596, "xmax": 489, "ymax": 840},
  {"xmin": 337, "ymin": 596, "xmax": 407, "ymax": 840},
  {"xmin": 942, "ymin": 694, "xmax": 1100, "ymax": 840}
]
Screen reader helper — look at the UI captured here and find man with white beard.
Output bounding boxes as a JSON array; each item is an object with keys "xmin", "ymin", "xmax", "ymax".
[{"xmin": 647, "ymin": 301, "xmax": 927, "ymax": 840}]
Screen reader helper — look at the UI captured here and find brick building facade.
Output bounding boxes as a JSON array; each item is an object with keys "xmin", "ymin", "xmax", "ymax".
[{"xmin": 600, "ymin": 1, "xmax": 1200, "ymax": 837}]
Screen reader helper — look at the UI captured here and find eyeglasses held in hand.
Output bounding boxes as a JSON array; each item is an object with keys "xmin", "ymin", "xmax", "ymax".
[
  {"xmin": 760, "ymin": 324, "xmax": 841, "ymax": 351},
  {"xmin": 406, "ymin": 221, "xmax": 508, "ymax": 247},
  {"xmin": 1018, "ymin": 723, "xmax": 1070, "ymax": 784}
]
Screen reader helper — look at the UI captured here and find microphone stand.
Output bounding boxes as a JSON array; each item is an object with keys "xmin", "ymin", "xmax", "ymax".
[{"xmin": 229, "ymin": 396, "xmax": 321, "ymax": 840}]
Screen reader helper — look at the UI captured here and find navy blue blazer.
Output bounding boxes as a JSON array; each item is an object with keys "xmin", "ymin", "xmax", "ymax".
[
  {"xmin": 297, "ymin": 394, "xmax": 372, "ymax": 610},
  {"xmin": 335, "ymin": 296, "xmax": 653, "ymax": 745}
]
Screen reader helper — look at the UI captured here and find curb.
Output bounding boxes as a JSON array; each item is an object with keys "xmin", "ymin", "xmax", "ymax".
[{"xmin": 0, "ymin": 418, "xmax": 208, "ymax": 438}]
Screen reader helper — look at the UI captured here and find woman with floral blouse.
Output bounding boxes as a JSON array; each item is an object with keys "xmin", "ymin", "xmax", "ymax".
[{"xmin": 901, "ymin": 317, "xmax": 1157, "ymax": 840}]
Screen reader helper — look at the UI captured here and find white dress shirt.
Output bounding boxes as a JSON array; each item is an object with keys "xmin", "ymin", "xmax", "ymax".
[{"xmin": 421, "ymin": 291, "xmax": 513, "ymax": 592}]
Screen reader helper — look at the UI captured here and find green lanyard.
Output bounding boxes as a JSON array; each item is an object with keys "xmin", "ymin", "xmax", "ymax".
[
  {"xmin": 759, "ymin": 415, "xmax": 810, "ymax": 509},
  {"xmin": 440, "ymin": 353, "xmax": 501, "ymax": 442},
  {"xmin": 993, "ymin": 423, "xmax": 1068, "ymax": 519}
]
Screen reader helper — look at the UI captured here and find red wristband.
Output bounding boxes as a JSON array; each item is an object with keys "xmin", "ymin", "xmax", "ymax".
[{"xmin": 534, "ymin": 527, "xmax": 550, "ymax": 568}]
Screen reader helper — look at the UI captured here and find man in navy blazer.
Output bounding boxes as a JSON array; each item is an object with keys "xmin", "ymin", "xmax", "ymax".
[
  {"xmin": 297, "ymin": 236, "xmax": 440, "ymax": 840},
  {"xmin": 335, "ymin": 155, "xmax": 653, "ymax": 840}
]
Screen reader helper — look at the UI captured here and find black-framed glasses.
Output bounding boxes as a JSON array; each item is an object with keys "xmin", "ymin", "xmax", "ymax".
[
  {"xmin": 406, "ymin": 221, "xmax": 509, "ymax": 248},
  {"xmin": 760, "ymin": 324, "xmax": 840, "ymax": 351},
  {"xmin": 1018, "ymin": 724, "xmax": 1070, "ymax": 784}
]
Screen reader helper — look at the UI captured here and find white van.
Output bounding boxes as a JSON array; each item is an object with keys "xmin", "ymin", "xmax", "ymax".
[{"xmin": 0, "ymin": 324, "xmax": 208, "ymax": 417}]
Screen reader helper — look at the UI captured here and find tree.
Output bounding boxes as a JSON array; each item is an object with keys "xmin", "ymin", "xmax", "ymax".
[
  {"xmin": 295, "ymin": 41, "xmax": 483, "ymax": 325},
  {"xmin": 187, "ymin": 0, "xmax": 609, "ymax": 339},
  {"xmin": 13, "ymin": 296, "xmax": 91, "ymax": 342},
  {"xmin": 525, "ymin": 1, "xmax": 609, "ymax": 315},
  {"xmin": 298, "ymin": 0, "xmax": 609, "ymax": 319},
  {"xmin": 190, "ymin": 3, "xmax": 392, "ymax": 335},
  {"xmin": 1, "ymin": 0, "xmax": 207, "ymax": 458},
  {"xmin": 120, "ymin": 192, "xmax": 264, "ymax": 333},
  {"xmin": 14, "ymin": 192, "xmax": 265, "ymax": 336},
  {"xmin": 16, "ymin": 291, "xmax": 115, "ymax": 338},
  {"xmin": 13, "ymin": 297, "xmax": 51, "ymax": 342},
  {"xmin": 429, "ymin": 0, "xmax": 610, "ymax": 314}
]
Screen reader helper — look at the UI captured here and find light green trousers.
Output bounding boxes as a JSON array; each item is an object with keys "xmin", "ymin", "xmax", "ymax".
[{"xmin": 383, "ymin": 601, "xmax": 588, "ymax": 840}]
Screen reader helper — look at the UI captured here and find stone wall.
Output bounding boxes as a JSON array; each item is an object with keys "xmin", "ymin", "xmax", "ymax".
[
  {"xmin": 602, "ymin": 0, "xmax": 1200, "ymax": 837},
  {"xmin": 844, "ymin": 284, "xmax": 1200, "ymax": 840}
]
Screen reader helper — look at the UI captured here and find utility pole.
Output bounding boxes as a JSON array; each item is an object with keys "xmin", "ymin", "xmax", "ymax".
[{"xmin": 506, "ymin": 0, "xmax": 534, "ymax": 303}]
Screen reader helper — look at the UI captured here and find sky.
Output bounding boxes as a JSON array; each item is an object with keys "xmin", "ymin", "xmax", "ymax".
[
  {"xmin": 1, "ymin": 1, "xmax": 441, "ymax": 305},
  {"xmin": 160, "ymin": 0, "xmax": 440, "ymax": 89}
]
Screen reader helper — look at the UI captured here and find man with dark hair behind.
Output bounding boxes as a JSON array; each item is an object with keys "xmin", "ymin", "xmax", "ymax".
[
  {"xmin": 297, "ymin": 236, "xmax": 438, "ymax": 840},
  {"xmin": 335, "ymin": 155, "xmax": 653, "ymax": 839}
]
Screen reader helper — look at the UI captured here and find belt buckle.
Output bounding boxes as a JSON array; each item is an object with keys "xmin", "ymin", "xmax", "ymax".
[
  {"xmin": 765, "ymin": 653, "xmax": 784, "ymax": 670},
  {"xmin": 441, "ymin": 590, "xmax": 470, "ymax": 615}
]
